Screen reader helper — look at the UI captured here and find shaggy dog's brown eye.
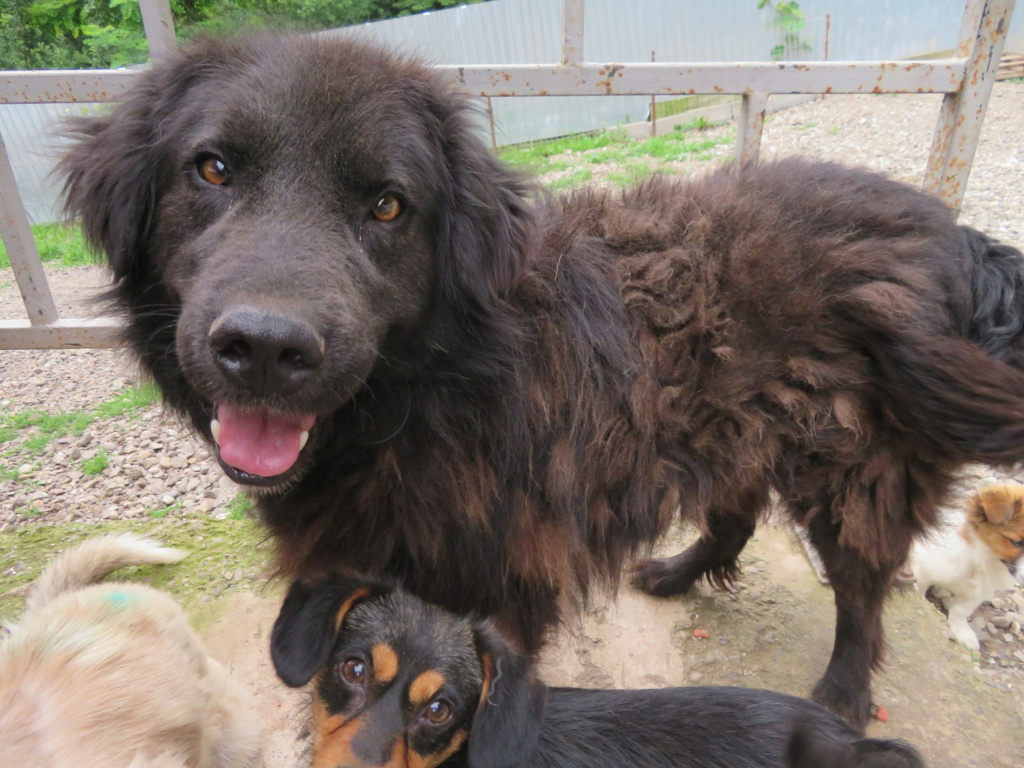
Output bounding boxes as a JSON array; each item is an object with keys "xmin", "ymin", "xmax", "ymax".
[
  {"xmin": 340, "ymin": 658, "xmax": 366, "ymax": 685},
  {"xmin": 372, "ymin": 194, "xmax": 401, "ymax": 222},
  {"xmin": 1008, "ymin": 537, "xmax": 1024, "ymax": 549},
  {"xmin": 197, "ymin": 156, "xmax": 229, "ymax": 186},
  {"xmin": 423, "ymin": 699, "xmax": 452, "ymax": 724}
]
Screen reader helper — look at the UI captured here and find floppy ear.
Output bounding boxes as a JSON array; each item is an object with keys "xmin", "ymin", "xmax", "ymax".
[
  {"xmin": 972, "ymin": 487, "xmax": 1022, "ymax": 526},
  {"xmin": 424, "ymin": 82, "xmax": 536, "ymax": 310},
  {"xmin": 57, "ymin": 73, "xmax": 174, "ymax": 283},
  {"xmin": 467, "ymin": 623, "xmax": 545, "ymax": 768},
  {"xmin": 55, "ymin": 36, "xmax": 251, "ymax": 283},
  {"xmin": 270, "ymin": 574, "xmax": 386, "ymax": 688}
]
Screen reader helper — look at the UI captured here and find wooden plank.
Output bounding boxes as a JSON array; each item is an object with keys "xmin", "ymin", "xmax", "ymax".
[
  {"xmin": 0, "ymin": 318, "xmax": 123, "ymax": 349},
  {"xmin": 0, "ymin": 131, "xmax": 59, "ymax": 326}
]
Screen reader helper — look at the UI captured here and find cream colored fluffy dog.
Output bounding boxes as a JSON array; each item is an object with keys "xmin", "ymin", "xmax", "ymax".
[{"xmin": 0, "ymin": 534, "xmax": 260, "ymax": 768}]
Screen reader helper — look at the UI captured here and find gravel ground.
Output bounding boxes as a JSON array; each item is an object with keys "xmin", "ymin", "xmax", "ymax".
[{"xmin": 3, "ymin": 81, "xmax": 1024, "ymax": 698}]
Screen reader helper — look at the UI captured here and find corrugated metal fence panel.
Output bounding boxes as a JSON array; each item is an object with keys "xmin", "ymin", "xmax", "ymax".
[
  {"xmin": 4, "ymin": 0, "xmax": 1022, "ymax": 223},
  {"xmin": 0, "ymin": 102, "xmax": 90, "ymax": 224}
]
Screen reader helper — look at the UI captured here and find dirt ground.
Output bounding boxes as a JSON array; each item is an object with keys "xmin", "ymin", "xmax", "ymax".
[{"xmin": 197, "ymin": 521, "xmax": 1024, "ymax": 768}]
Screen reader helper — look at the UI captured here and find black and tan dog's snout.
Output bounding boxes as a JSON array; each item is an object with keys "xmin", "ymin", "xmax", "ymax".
[{"xmin": 208, "ymin": 305, "xmax": 325, "ymax": 397}]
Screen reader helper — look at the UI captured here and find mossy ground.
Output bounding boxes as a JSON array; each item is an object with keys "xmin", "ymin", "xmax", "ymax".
[{"xmin": 0, "ymin": 515, "xmax": 275, "ymax": 632}]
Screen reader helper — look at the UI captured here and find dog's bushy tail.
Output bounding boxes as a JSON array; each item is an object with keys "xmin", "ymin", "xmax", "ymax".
[
  {"xmin": 26, "ymin": 534, "xmax": 187, "ymax": 613},
  {"xmin": 837, "ymin": 234, "xmax": 1024, "ymax": 465},
  {"xmin": 788, "ymin": 725, "xmax": 927, "ymax": 768}
]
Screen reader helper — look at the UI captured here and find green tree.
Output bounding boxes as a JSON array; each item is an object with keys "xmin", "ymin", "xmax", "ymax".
[{"xmin": 0, "ymin": 0, "xmax": 484, "ymax": 70}]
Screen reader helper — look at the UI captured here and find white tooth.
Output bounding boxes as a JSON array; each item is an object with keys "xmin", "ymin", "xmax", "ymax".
[
  {"xmin": 211, "ymin": 419, "xmax": 222, "ymax": 444},
  {"xmin": 299, "ymin": 430, "xmax": 309, "ymax": 451}
]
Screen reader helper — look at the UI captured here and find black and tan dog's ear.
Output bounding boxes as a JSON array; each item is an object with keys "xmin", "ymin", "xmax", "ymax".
[
  {"xmin": 467, "ymin": 623, "xmax": 545, "ymax": 768},
  {"xmin": 270, "ymin": 574, "xmax": 385, "ymax": 688}
]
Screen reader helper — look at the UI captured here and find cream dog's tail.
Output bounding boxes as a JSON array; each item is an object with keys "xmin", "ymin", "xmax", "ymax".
[{"xmin": 26, "ymin": 534, "xmax": 187, "ymax": 613}]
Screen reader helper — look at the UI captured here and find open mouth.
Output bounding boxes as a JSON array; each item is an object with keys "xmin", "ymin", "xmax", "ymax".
[{"xmin": 212, "ymin": 403, "xmax": 317, "ymax": 487}]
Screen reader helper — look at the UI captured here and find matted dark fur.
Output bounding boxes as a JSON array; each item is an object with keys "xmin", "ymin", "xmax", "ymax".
[
  {"xmin": 268, "ymin": 573, "xmax": 927, "ymax": 768},
  {"xmin": 57, "ymin": 32, "xmax": 1024, "ymax": 729}
]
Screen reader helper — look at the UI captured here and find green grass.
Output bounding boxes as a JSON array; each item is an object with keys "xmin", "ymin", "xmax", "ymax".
[
  {"xmin": 497, "ymin": 119, "xmax": 734, "ymax": 193},
  {"xmin": 226, "ymin": 494, "xmax": 255, "ymax": 520},
  {"xmin": 80, "ymin": 448, "xmax": 109, "ymax": 476},
  {"xmin": 0, "ymin": 517, "xmax": 276, "ymax": 621},
  {"xmin": 0, "ymin": 384, "xmax": 160, "ymax": 474},
  {"xmin": 0, "ymin": 223, "xmax": 93, "ymax": 270}
]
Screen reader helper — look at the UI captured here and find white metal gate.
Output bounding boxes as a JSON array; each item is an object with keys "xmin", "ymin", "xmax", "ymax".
[{"xmin": 0, "ymin": 0, "xmax": 1016, "ymax": 350}]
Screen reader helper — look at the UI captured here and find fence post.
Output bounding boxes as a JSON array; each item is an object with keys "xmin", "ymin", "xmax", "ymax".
[
  {"xmin": 923, "ymin": 0, "xmax": 1016, "ymax": 213},
  {"xmin": 0, "ymin": 130, "xmax": 59, "ymax": 326},
  {"xmin": 561, "ymin": 0, "xmax": 584, "ymax": 65},
  {"xmin": 139, "ymin": 0, "xmax": 178, "ymax": 61},
  {"xmin": 735, "ymin": 92, "xmax": 769, "ymax": 165}
]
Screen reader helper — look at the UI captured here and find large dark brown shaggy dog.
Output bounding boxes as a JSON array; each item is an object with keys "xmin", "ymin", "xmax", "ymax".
[{"xmin": 58, "ymin": 32, "xmax": 1024, "ymax": 729}]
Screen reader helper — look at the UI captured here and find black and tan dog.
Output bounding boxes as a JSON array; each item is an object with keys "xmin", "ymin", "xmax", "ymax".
[{"xmin": 270, "ymin": 574, "xmax": 926, "ymax": 768}]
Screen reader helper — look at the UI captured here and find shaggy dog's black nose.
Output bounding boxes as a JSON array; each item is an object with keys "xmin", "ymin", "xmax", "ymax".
[{"xmin": 209, "ymin": 306, "xmax": 324, "ymax": 396}]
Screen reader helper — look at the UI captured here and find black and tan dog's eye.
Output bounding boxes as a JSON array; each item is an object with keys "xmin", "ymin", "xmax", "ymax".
[
  {"xmin": 197, "ymin": 155, "xmax": 230, "ymax": 186},
  {"xmin": 339, "ymin": 658, "xmax": 366, "ymax": 685},
  {"xmin": 372, "ymin": 194, "xmax": 402, "ymax": 222},
  {"xmin": 423, "ymin": 698, "xmax": 452, "ymax": 724}
]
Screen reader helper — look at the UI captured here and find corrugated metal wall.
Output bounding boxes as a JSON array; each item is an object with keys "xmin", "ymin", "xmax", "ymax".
[{"xmin": 3, "ymin": 0, "xmax": 1021, "ymax": 223}]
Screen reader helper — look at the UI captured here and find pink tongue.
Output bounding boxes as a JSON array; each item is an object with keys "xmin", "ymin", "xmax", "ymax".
[{"xmin": 216, "ymin": 404, "xmax": 316, "ymax": 478}]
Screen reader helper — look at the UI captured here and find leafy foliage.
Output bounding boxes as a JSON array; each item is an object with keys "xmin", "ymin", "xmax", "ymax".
[
  {"xmin": 0, "ymin": 0, "xmax": 483, "ymax": 69},
  {"xmin": 757, "ymin": 0, "xmax": 813, "ymax": 61}
]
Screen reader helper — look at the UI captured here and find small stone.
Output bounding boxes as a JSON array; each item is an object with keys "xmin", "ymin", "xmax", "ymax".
[
  {"xmin": 991, "ymin": 615, "xmax": 1014, "ymax": 629},
  {"xmin": 17, "ymin": 464, "xmax": 34, "ymax": 476},
  {"xmin": 1014, "ymin": 650, "xmax": 1024, "ymax": 664},
  {"xmin": 77, "ymin": 432, "xmax": 93, "ymax": 447},
  {"xmin": 688, "ymin": 671, "xmax": 703, "ymax": 683},
  {"xmin": 170, "ymin": 456, "xmax": 186, "ymax": 469},
  {"xmin": 160, "ymin": 494, "xmax": 177, "ymax": 506},
  {"xmin": 159, "ymin": 457, "xmax": 173, "ymax": 469}
]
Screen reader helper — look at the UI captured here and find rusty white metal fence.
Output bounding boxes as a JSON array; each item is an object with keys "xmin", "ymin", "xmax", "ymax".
[{"xmin": 0, "ymin": 0, "xmax": 1017, "ymax": 351}]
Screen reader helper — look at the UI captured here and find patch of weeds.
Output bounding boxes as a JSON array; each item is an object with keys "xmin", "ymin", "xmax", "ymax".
[
  {"xmin": 148, "ymin": 500, "xmax": 184, "ymax": 519},
  {"xmin": 794, "ymin": 122, "xmax": 819, "ymax": 131},
  {"xmin": 93, "ymin": 382, "xmax": 160, "ymax": 419},
  {"xmin": 498, "ymin": 131, "xmax": 619, "ymax": 171},
  {"xmin": 628, "ymin": 133, "xmax": 730, "ymax": 163},
  {"xmin": 606, "ymin": 165, "xmax": 659, "ymax": 187},
  {"xmin": 828, "ymin": 125, "xmax": 841, "ymax": 136},
  {"xmin": 546, "ymin": 167, "xmax": 593, "ymax": 191},
  {"xmin": 226, "ymin": 494, "xmax": 255, "ymax": 519},
  {"xmin": 79, "ymin": 448, "xmax": 109, "ymax": 476},
  {"xmin": 0, "ymin": 223, "xmax": 93, "ymax": 270},
  {"xmin": 0, "ymin": 384, "xmax": 160, "ymax": 462},
  {"xmin": 17, "ymin": 504, "xmax": 44, "ymax": 519}
]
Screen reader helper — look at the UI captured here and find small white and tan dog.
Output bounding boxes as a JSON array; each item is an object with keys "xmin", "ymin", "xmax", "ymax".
[
  {"xmin": 0, "ymin": 534, "xmax": 261, "ymax": 768},
  {"xmin": 911, "ymin": 484, "xmax": 1024, "ymax": 651}
]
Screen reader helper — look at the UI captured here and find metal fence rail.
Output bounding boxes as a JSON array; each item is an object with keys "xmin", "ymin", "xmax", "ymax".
[{"xmin": 0, "ymin": 0, "xmax": 1017, "ymax": 350}]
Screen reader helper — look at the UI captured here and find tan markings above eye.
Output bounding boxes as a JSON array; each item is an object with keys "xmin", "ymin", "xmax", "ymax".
[
  {"xmin": 371, "ymin": 644, "xmax": 399, "ymax": 684},
  {"xmin": 197, "ymin": 156, "xmax": 229, "ymax": 185},
  {"xmin": 372, "ymin": 194, "xmax": 402, "ymax": 222},
  {"xmin": 408, "ymin": 670, "xmax": 446, "ymax": 706}
]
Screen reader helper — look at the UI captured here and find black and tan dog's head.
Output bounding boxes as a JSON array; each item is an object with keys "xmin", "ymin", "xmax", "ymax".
[
  {"xmin": 271, "ymin": 575, "xmax": 545, "ymax": 768},
  {"xmin": 58, "ymin": 33, "xmax": 535, "ymax": 490}
]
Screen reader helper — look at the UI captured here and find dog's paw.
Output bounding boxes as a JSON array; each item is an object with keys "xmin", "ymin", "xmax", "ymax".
[
  {"xmin": 630, "ymin": 556, "xmax": 698, "ymax": 598},
  {"xmin": 949, "ymin": 621, "xmax": 982, "ymax": 651}
]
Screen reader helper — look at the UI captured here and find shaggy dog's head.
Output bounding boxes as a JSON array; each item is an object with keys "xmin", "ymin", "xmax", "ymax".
[{"xmin": 58, "ymin": 33, "xmax": 535, "ymax": 488}]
